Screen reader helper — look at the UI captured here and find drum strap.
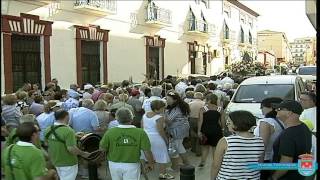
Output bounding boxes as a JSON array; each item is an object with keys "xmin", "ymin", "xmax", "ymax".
[
  {"xmin": 45, "ymin": 125, "xmax": 66, "ymax": 144},
  {"xmin": 7, "ymin": 144, "xmax": 16, "ymax": 180}
]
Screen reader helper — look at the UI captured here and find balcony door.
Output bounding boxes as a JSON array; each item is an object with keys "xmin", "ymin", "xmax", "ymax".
[
  {"xmin": 145, "ymin": 36, "xmax": 165, "ymax": 81},
  {"xmin": 81, "ymin": 41, "xmax": 100, "ymax": 85},
  {"xmin": 12, "ymin": 35, "xmax": 41, "ymax": 92},
  {"xmin": 147, "ymin": 47, "xmax": 160, "ymax": 80}
]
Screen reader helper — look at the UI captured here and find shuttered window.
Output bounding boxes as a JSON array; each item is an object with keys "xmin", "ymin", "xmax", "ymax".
[
  {"xmin": 11, "ymin": 35, "xmax": 41, "ymax": 92},
  {"xmin": 81, "ymin": 40, "xmax": 100, "ymax": 86}
]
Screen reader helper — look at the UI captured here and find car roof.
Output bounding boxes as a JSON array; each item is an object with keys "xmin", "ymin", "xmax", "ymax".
[
  {"xmin": 298, "ymin": 66, "xmax": 316, "ymax": 68},
  {"xmin": 240, "ymin": 75, "xmax": 298, "ymax": 85}
]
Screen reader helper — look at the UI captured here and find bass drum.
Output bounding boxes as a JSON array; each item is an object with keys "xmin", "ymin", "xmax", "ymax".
[{"xmin": 78, "ymin": 133, "xmax": 101, "ymax": 153}]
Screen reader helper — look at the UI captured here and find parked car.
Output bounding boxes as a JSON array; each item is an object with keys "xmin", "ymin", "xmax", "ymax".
[
  {"xmin": 296, "ymin": 65, "xmax": 316, "ymax": 82},
  {"xmin": 225, "ymin": 75, "xmax": 305, "ymax": 121}
]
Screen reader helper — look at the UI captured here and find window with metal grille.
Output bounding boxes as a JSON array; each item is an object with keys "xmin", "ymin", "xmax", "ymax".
[
  {"xmin": 224, "ymin": 22, "xmax": 229, "ymax": 39},
  {"xmin": 249, "ymin": 31, "xmax": 252, "ymax": 44},
  {"xmin": 81, "ymin": 41, "xmax": 100, "ymax": 86},
  {"xmin": 11, "ymin": 35, "xmax": 41, "ymax": 92},
  {"xmin": 240, "ymin": 28, "xmax": 244, "ymax": 43}
]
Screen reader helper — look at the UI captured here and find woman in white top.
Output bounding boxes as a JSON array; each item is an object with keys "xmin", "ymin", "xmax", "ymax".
[
  {"xmin": 142, "ymin": 100, "xmax": 174, "ymax": 179},
  {"xmin": 253, "ymin": 97, "xmax": 284, "ymax": 180}
]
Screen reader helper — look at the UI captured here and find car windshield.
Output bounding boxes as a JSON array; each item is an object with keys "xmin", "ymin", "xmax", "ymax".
[
  {"xmin": 298, "ymin": 67, "xmax": 316, "ymax": 75},
  {"xmin": 233, "ymin": 84, "xmax": 295, "ymax": 103}
]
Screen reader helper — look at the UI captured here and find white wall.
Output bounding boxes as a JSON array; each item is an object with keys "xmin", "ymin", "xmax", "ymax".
[
  {"xmin": 50, "ymin": 26, "xmax": 77, "ymax": 89},
  {"xmin": 2, "ymin": 0, "xmax": 259, "ymax": 90},
  {"xmin": 108, "ymin": 35, "xmax": 145, "ymax": 83}
]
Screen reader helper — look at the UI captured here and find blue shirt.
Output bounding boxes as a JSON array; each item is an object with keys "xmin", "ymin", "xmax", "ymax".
[
  {"xmin": 36, "ymin": 112, "xmax": 55, "ymax": 141},
  {"xmin": 68, "ymin": 107, "xmax": 99, "ymax": 133},
  {"xmin": 62, "ymin": 98, "xmax": 79, "ymax": 111}
]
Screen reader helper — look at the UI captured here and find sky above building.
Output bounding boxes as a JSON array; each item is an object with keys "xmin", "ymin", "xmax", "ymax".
[{"xmin": 240, "ymin": 0, "xmax": 316, "ymax": 42}]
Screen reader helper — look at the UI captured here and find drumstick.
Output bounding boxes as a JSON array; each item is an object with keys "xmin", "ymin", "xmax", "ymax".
[{"xmin": 140, "ymin": 161, "xmax": 149, "ymax": 180}]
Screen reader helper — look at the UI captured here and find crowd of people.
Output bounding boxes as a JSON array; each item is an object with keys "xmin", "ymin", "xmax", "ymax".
[{"xmin": 0, "ymin": 74, "xmax": 317, "ymax": 180}]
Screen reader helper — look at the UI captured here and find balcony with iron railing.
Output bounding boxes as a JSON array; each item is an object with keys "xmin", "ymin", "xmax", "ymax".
[
  {"xmin": 145, "ymin": 6, "xmax": 172, "ymax": 26},
  {"xmin": 188, "ymin": 19, "xmax": 209, "ymax": 35},
  {"xmin": 74, "ymin": 0, "xmax": 116, "ymax": 15},
  {"xmin": 223, "ymin": 30, "xmax": 236, "ymax": 45}
]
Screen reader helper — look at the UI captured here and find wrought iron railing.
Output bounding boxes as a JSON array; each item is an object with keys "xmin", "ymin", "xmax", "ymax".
[
  {"xmin": 145, "ymin": 6, "xmax": 172, "ymax": 24},
  {"xmin": 74, "ymin": 0, "xmax": 116, "ymax": 12},
  {"xmin": 188, "ymin": 19, "xmax": 208, "ymax": 33}
]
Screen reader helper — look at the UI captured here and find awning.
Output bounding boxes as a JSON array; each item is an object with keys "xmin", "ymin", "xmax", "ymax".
[
  {"xmin": 224, "ymin": 18, "xmax": 231, "ymax": 29},
  {"xmin": 189, "ymin": 5, "xmax": 202, "ymax": 20},
  {"xmin": 201, "ymin": 9, "xmax": 216, "ymax": 32},
  {"xmin": 240, "ymin": 24, "xmax": 249, "ymax": 36}
]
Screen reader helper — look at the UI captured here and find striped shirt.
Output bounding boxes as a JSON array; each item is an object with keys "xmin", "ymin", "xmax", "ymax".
[
  {"xmin": 165, "ymin": 107, "xmax": 189, "ymax": 139},
  {"xmin": 1, "ymin": 105, "xmax": 22, "ymax": 128},
  {"xmin": 217, "ymin": 135, "xmax": 264, "ymax": 180}
]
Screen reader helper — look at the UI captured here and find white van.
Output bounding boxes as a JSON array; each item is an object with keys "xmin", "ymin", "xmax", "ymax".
[
  {"xmin": 225, "ymin": 75, "xmax": 305, "ymax": 120},
  {"xmin": 296, "ymin": 66, "xmax": 316, "ymax": 82}
]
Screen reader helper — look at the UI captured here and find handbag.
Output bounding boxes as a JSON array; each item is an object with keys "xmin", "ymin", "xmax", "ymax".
[
  {"xmin": 199, "ymin": 134, "xmax": 208, "ymax": 145},
  {"xmin": 168, "ymin": 138, "xmax": 178, "ymax": 157}
]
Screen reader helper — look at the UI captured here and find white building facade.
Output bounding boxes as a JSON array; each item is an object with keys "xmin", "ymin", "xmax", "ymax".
[
  {"xmin": 1, "ymin": 0, "xmax": 259, "ymax": 93},
  {"xmin": 289, "ymin": 37, "xmax": 316, "ymax": 66}
]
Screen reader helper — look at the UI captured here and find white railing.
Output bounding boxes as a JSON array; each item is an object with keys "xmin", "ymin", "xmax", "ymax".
[
  {"xmin": 145, "ymin": 6, "xmax": 172, "ymax": 24},
  {"xmin": 74, "ymin": 0, "xmax": 116, "ymax": 12},
  {"xmin": 188, "ymin": 19, "xmax": 209, "ymax": 33}
]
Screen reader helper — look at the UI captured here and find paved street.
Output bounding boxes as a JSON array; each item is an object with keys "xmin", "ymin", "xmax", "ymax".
[{"xmin": 76, "ymin": 150, "xmax": 213, "ymax": 180}]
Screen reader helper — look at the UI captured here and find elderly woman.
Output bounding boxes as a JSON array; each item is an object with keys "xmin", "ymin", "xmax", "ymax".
[
  {"xmin": 93, "ymin": 100, "xmax": 110, "ymax": 136},
  {"xmin": 1, "ymin": 94, "xmax": 22, "ymax": 132},
  {"xmin": 110, "ymin": 93, "xmax": 134, "ymax": 113},
  {"xmin": 142, "ymin": 86, "xmax": 163, "ymax": 113},
  {"xmin": 36, "ymin": 101, "xmax": 60, "ymax": 143},
  {"xmin": 165, "ymin": 91, "xmax": 190, "ymax": 170},
  {"xmin": 212, "ymin": 111, "xmax": 264, "ymax": 180},
  {"xmin": 188, "ymin": 92, "xmax": 205, "ymax": 156},
  {"xmin": 194, "ymin": 84, "xmax": 207, "ymax": 94},
  {"xmin": 184, "ymin": 91, "xmax": 194, "ymax": 104},
  {"xmin": 98, "ymin": 93, "xmax": 114, "ymax": 111},
  {"xmin": 16, "ymin": 91, "xmax": 29, "ymax": 114},
  {"xmin": 29, "ymin": 95, "xmax": 44, "ymax": 117},
  {"xmin": 223, "ymin": 83, "xmax": 234, "ymax": 100}
]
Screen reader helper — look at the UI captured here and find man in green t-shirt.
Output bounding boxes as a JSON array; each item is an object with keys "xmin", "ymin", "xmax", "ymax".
[
  {"xmin": 2, "ymin": 122, "xmax": 57, "ymax": 180},
  {"xmin": 100, "ymin": 107, "xmax": 155, "ymax": 180},
  {"xmin": 44, "ymin": 109, "xmax": 90, "ymax": 180}
]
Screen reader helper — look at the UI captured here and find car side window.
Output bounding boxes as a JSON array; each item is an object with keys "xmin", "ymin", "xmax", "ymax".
[
  {"xmin": 296, "ymin": 79, "xmax": 301, "ymax": 100},
  {"xmin": 296, "ymin": 78, "xmax": 305, "ymax": 99},
  {"xmin": 298, "ymin": 78, "xmax": 305, "ymax": 92}
]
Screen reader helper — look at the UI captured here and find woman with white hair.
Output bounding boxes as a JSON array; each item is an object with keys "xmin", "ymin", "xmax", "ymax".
[
  {"xmin": 142, "ymin": 86, "xmax": 163, "ymax": 113},
  {"xmin": 110, "ymin": 93, "xmax": 134, "ymax": 113},
  {"xmin": 36, "ymin": 101, "xmax": 61, "ymax": 143},
  {"xmin": 222, "ymin": 82, "xmax": 234, "ymax": 103}
]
